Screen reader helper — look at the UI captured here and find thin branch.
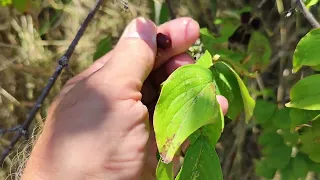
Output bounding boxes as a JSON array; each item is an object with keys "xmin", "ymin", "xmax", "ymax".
[
  {"xmin": 296, "ymin": 0, "xmax": 320, "ymax": 28},
  {"xmin": 165, "ymin": 0, "xmax": 176, "ymax": 20},
  {"xmin": 0, "ymin": 0, "xmax": 105, "ymax": 165},
  {"xmin": 0, "ymin": 126, "xmax": 25, "ymax": 136}
]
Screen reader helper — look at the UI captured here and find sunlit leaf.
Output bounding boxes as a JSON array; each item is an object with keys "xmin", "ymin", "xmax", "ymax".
[
  {"xmin": 189, "ymin": 107, "xmax": 224, "ymax": 147},
  {"xmin": 247, "ymin": 31, "xmax": 272, "ymax": 72},
  {"xmin": 286, "ymin": 74, "xmax": 320, "ymax": 110},
  {"xmin": 292, "ymin": 29, "xmax": 320, "ymax": 73},
  {"xmin": 93, "ymin": 37, "xmax": 113, "ymax": 61},
  {"xmin": 211, "ymin": 62, "xmax": 243, "ymax": 120},
  {"xmin": 196, "ymin": 50, "xmax": 213, "ymax": 69},
  {"xmin": 156, "ymin": 160, "xmax": 174, "ymax": 180},
  {"xmin": 216, "ymin": 61, "xmax": 255, "ymax": 122},
  {"xmin": 177, "ymin": 136, "xmax": 223, "ymax": 180},
  {"xmin": 154, "ymin": 64, "xmax": 220, "ymax": 163},
  {"xmin": 305, "ymin": 0, "xmax": 319, "ymax": 8}
]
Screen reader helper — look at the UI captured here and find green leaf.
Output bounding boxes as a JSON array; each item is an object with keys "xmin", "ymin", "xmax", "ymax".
[
  {"xmin": 156, "ymin": 160, "xmax": 174, "ymax": 180},
  {"xmin": 177, "ymin": 136, "xmax": 223, "ymax": 180},
  {"xmin": 247, "ymin": 31, "xmax": 272, "ymax": 72},
  {"xmin": 93, "ymin": 37, "xmax": 112, "ymax": 61},
  {"xmin": 299, "ymin": 120, "xmax": 320, "ymax": 163},
  {"xmin": 154, "ymin": 64, "xmax": 220, "ymax": 163},
  {"xmin": 289, "ymin": 108, "xmax": 320, "ymax": 131},
  {"xmin": 305, "ymin": 0, "xmax": 319, "ymax": 8},
  {"xmin": 253, "ymin": 100, "xmax": 277, "ymax": 125},
  {"xmin": 217, "ymin": 61, "xmax": 255, "ymax": 122},
  {"xmin": 282, "ymin": 129, "xmax": 299, "ymax": 146},
  {"xmin": 292, "ymin": 153, "xmax": 309, "ymax": 179},
  {"xmin": 200, "ymin": 27, "xmax": 245, "ymax": 62},
  {"xmin": 196, "ymin": 50, "xmax": 213, "ymax": 69},
  {"xmin": 286, "ymin": 74, "xmax": 320, "ymax": 110},
  {"xmin": 258, "ymin": 131, "xmax": 283, "ymax": 147},
  {"xmin": 190, "ymin": 107, "xmax": 224, "ymax": 148},
  {"xmin": 12, "ymin": 0, "xmax": 29, "ymax": 12},
  {"xmin": 211, "ymin": 62, "xmax": 243, "ymax": 120},
  {"xmin": 280, "ymin": 159, "xmax": 297, "ymax": 180},
  {"xmin": 38, "ymin": 8, "xmax": 64, "ymax": 36},
  {"xmin": 149, "ymin": 0, "xmax": 169, "ymax": 25},
  {"xmin": 220, "ymin": 57, "xmax": 258, "ymax": 78},
  {"xmin": 272, "ymin": 108, "xmax": 291, "ymax": 129},
  {"xmin": 0, "ymin": 0, "xmax": 12, "ymax": 6},
  {"xmin": 261, "ymin": 135, "xmax": 292, "ymax": 169},
  {"xmin": 292, "ymin": 29, "xmax": 320, "ymax": 73},
  {"xmin": 209, "ymin": 0, "xmax": 217, "ymax": 20},
  {"xmin": 255, "ymin": 159, "xmax": 276, "ymax": 179},
  {"xmin": 308, "ymin": 160, "xmax": 320, "ymax": 173}
]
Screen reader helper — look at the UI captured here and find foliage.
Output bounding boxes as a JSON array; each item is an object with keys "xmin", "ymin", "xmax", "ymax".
[{"xmin": 2, "ymin": 0, "xmax": 320, "ymax": 179}]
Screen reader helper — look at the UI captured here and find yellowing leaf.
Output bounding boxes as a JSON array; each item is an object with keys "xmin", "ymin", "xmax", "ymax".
[{"xmin": 154, "ymin": 64, "xmax": 220, "ymax": 163}]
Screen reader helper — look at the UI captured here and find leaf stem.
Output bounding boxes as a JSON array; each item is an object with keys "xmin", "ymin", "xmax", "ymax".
[{"xmin": 276, "ymin": 0, "xmax": 287, "ymax": 108}]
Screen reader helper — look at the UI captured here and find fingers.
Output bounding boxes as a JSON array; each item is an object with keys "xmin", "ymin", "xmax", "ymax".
[
  {"xmin": 155, "ymin": 17, "xmax": 200, "ymax": 69},
  {"xmin": 57, "ymin": 51, "xmax": 114, "ymax": 98},
  {"xmin": 98, "ymin": 17, "xmax": 157, "ymax": 84},
  {"xmin": 150, "ymin": 53, "xmax": 195, "ymax": 88},
  {"xmin": 64, "ymin": 50, "xmax": 114, "ymax": 87},
  {"xmin": 164, "ymin": 53, "xmax": 195, "ymax": 74},
  {"xmin": 216, "ymin": 95, "xmax": 229, "ymax": 115}
]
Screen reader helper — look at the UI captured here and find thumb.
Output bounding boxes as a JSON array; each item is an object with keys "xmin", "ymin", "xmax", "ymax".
[{"xmin": 100, "ymin": 17, "xmax": 157, "ymax": 84}]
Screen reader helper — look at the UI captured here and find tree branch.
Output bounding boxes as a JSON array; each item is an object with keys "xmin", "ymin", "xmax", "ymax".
[
  {"xmin": 0, "ymin": 0, "xmax": 104, "ymax": 165},
  {"xmin": 296, "ymin": 0, "xmax": 320, "ymax": 28}
]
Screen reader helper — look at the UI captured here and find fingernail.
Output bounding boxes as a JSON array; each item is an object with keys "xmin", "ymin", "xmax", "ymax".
[
  {"xmin": 121, "ymin": 17, "xmax": 157, "ymax": 45},
  {"xmin": 183, "ymin": 18, "xmax": 200, "ymax": 39}
]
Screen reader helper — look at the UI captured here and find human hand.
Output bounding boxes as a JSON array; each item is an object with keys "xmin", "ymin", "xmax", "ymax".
[{"xmin": 22, "ymin": 17, "xmax": 228, "ymax": 180}]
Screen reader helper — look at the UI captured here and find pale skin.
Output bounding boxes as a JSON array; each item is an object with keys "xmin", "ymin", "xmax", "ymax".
[{"xmin": 22, "ymin": 17, "xmax": 228, "ymax": 180}]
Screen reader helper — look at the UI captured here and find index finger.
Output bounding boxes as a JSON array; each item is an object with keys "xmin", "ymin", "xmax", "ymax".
[{"xmin": 154, "ymin": 17, "xmax": 200, "ymax": 69}]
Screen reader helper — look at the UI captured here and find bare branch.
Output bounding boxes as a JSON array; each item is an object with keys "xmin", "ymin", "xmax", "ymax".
[
  {"xmin": 0, "ymin": 0, "xmax": 105, "ymax": 165},
  {"xmin": 296, "ymin": 0, "xmax": 320, "ymax": 28}
]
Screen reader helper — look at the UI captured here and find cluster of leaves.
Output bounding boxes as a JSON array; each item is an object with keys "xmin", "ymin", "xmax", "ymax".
[
  {"xmin": 254, "ymin": 100, "xmax": 320, "ymax": 179},
  {"xmin": 149, "ymin": 0, "xmax": 320, "ymax": 179},
  {"xmin": 151, "ymin": 3, "xmax": 263, "ymax": 179},
  {"xmin": 154, "ymin": 50, "xmax": 254, "ymax": 180},
  {"xmin": 253, "ymin": 3, "xmax": 320, "ymax": 178}
]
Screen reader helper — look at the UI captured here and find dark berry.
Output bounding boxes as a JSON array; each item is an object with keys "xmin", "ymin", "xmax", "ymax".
[
  {"xmin": 250, "ymin": 17, "xmax": 262, "ymax": 30},
  {"xmin": 240, "ymin": 11, "xmax": 251, "ymax": 24},
  {"xmin": 156, "ymin": 33, "xmax": 172, "ymax": 50},
  {"xmin": 229, "ymin": 26, "xmax": 246, "ymax": 43},
  {"xmin": 242, "ymin": 33, "xmax": 251, "ymax": 45}
]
